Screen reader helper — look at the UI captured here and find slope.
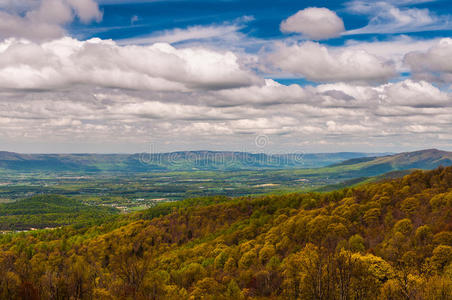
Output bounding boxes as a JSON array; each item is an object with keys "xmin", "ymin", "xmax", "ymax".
[
  {"xmin": 332, "ymin": 149, "xmax": 452, "ymax": 173},
  {"xmin": 285, "ymin": 148, "xmax": 452, "ymax": 181}
]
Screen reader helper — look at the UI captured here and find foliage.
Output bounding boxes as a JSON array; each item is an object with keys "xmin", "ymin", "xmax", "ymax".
[
  {"xmin": 1, "ymin": 166, "xmax": 452, "ymax": 299},
  {"xmin": 0, "ymin": 195, "xmax": 118, "ymax": 230}
]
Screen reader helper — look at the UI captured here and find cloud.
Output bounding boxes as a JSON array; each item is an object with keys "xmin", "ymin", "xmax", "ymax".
[
  {"xmin": 377, "ymin": 80, "xmax": 450, "ymax": 107},
  {"xmin": 405, "ymin": 38, "xmax": 452, "ymax": 81},
  {"xmin": 280, "ymin": 7, "xmax": 345, "ymax": 40},
  {"xmin": 119, "ymin": 24, "xmax": 242, "ymax": 45},
  {"xmin": 405, "ymin": 124, "xmax": 441, "ymax": 133},
  {"xmin": 108, "ymin": 100, "xmax": 247, "ymax": 121},
  {"xmin": 317, "ymin": 79, "xmax": 450, "ymax": 109},
  {"xmin": 0, "ymin": 1, "xmax": 40, "ymax": 12},
  {"xmin": 267, "ymin": 41, "xmax": 396, "ymax": 82},
  {"xmin": 66, "ymin": 0, "xmax": 102, "ymax": 23},
  {"xmin": 0, "ymin": 2, "xmax": 451, "ymax": 153},
  {"xmin": 212, "ymin": 79, "xmax": 307, "ymax": 106},
  {"xmin": 0, "ymin": 37, "xmax": 262, "ymax": 91},
  {"xmin": 0, "ymin": 0, "xmax": 102, "ymax": 41},
  {"xmin": 345, "ymin": 1, "xmax": 452, "ymax": 35},
  {"xmin": 344, "ymin": 36, "xmax": 439, "ymax": 71},
  {"xmin": 0, "ymin": 78, "xmax": 451, "ymax": 152}
]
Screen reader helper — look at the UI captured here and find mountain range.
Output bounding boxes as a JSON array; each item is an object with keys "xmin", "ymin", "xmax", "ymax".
[
  {"xmin": 0, "ymin": 149, "xmax": 451, "ymax": 177},
  {"xmin": 0, "ymin": 151, "xmax": 387, "ymax": 172}
]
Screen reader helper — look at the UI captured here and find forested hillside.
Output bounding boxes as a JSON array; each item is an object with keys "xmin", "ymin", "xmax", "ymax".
[
  {"xmin": 1, "ymin": 167, "xmax": 452, "ymax": 299},
  {"xmin": 0, "ymin": 195, "xmax": 118, "ymax": 230},
  {"xmin": 331, "ymin": 149, "xmax": 452, "ymax": 176}
]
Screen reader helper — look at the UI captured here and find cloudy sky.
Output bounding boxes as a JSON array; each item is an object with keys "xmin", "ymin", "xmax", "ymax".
[{"xmin": 1, "ymin": 0, "xmax": 452, "ymax": 153}]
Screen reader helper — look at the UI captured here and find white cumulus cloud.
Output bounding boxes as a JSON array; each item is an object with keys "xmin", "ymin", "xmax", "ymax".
[
  {"xmin": 0, "ymin": 0, "xmax": 102, "ymax": 41},
  {"xmin": 267, "ymin": 41, "xmax": 396, "ymax": 82},
  {"xmin": 377, "ymin": 80, "xmax": 450, "ymax": 107},
  {"xmin": 0, "ymin": 37, "xmax": 262, "ymax": 91},
  {"xmin": 280, "ymin": 7, "xmax": 345, "ymax": 40},
  {"xmin": 405, "ymin": 38, "xmax": 452, "ymax": 82}
]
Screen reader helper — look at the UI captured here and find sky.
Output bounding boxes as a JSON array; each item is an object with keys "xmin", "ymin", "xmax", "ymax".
[{"xmin": 1, "ymin": 0, "xmax": 452, "ymax": 153}]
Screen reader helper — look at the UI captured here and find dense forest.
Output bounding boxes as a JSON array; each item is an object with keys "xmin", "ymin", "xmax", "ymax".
[
  {"xmin": 0, "ymin": 195, "xmax": 118, "ymax": 230},
  {"xmin": 1, "ymin": 167, "xmax": 452, "ymax": 299}
]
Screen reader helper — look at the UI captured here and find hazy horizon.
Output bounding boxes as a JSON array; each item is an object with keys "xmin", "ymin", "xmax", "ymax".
[{"xmin": 1, "ymin": 147, "xmax": 447, "ymax": 156}]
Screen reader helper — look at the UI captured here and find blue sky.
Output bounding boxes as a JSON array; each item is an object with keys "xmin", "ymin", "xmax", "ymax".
[
  {"xmin": 74, "ymin": 0, "xmax": 452, "ymax": 42},
  {"xmin": 80, "ymin": 1, "xmax": 346, "ymax": 40},
  {"xmin": 0, "ymin": 0, "xmax": 452, "ymax": 153}
]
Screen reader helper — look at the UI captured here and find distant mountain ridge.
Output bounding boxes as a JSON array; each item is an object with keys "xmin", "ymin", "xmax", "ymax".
[
  {"xmin": 331, "ymin": 149, "xmax": 452, "ymax": 176},
  {"xmin": 0, "ymin": 150, "xmax": 387, "ymax": 172},
  {"xmin": 0, "ymin": 149, "xmax": 450, "ymax": 174}
]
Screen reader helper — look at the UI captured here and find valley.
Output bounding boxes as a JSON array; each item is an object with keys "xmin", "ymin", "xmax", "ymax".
[
  {"xmin": 0, "ymin": 149, "xmax": 451, "ymax": 232},
  {"xmin": 1, "ymin": 162, "xmax": 451, "ymax": 299}
]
